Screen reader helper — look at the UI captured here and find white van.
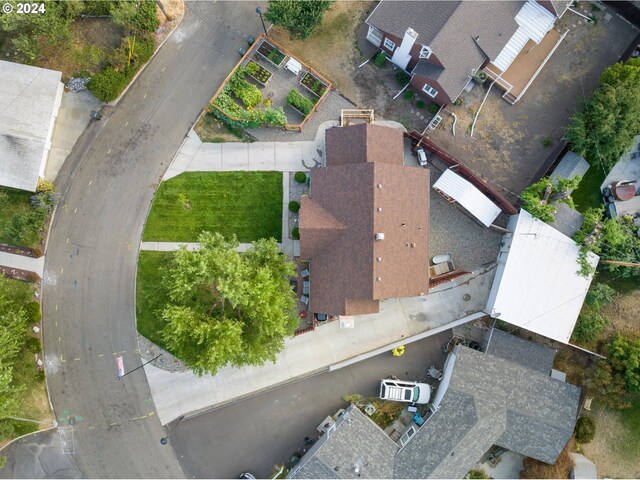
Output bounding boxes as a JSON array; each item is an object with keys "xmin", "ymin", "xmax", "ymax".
[{"xmin": 380, "ymin": 379, "xmax": 431, "ymax": 404}]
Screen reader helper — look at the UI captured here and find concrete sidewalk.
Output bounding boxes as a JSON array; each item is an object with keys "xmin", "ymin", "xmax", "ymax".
[
  {"xmin": 0, "ymin": 251, "xmax": 45, "ymax": 277},
  {"xmin": 146, "ymin": 264, "xmax": 496, "ymax": 425}
]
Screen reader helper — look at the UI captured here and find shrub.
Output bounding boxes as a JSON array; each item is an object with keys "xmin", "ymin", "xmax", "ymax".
[
  {"xmin": 574, "ymin": 416, "xmax": 596, "ymax": 444},
  {"xmin": 416, "ymin": 100, "xmax": 425, "ymax": 109},
  {"xmin": 573, "ymin": 311, "xmax": 608, "ymax": 343},
  {"xmin": 542, "ymin": 136, "xmax": 553, "ymax": 147},
  {"xmin": 395, "ymin": 70, "xmax": 410, "ymax": 87},
  {"xmin": 286, "ymin": 89, "xmax": 315, "ymax": 116},
  {"xmin": 245, "ymin": 61, "xmax": 259, "ymax": 76},
  {"xmin": 229, "ymin": 73, "xmax": 262, "ymax": 108},
  {"xmin": 24, "ymin": 301, "xmax": 41, "ymax": 324},
  {"xmin": 88, "ymin": 66, "xmax": 130, "ymax": 102},
  {"xmin": 467, "ymin": 469, "xmax": 489, "ymax": 479},
  {"xmin": 291, "ymin": 227, "xmax": 300, "ymax": 240},
  {"xmin": 403, "ymin": 90, "xmax": 415, "ymax": 100},
  {"xmin": 294, "ymin": 172, "xmax": 307, "ymax": 184},
  {"xmin": 374, "ymin": 52, "xmax": 386, "ymax": 67},
  {"xmin": 134, "ymin": 36, "xmax": 156, "ymax": 64},
  {"xmin": 263, "ymin": 107, "xmax": 288, "ymax": 126},
  {"xmin": 428, "ymin": 102, "xmax": 440, "ymax": 114},
  {"xmin": 84, "ymin": 0, "xmax": 111, "ymax": 15},
  {"xmin": 133, "ymin": 0, "xmax": 159, "ymax": 32},
  {"xmin": 288, "ymin": 200, "xmax": 300, "ymax": 213},
  {"xmin": 26, "ymin": 336, "xmax": 42, "ymax": 354}
]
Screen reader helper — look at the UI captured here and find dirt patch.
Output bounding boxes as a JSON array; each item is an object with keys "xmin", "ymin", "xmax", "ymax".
[
  {"xmin": 601, "ymin": 290, "xmax": 640, "ymax": 340},
  {"xmin": 267, "ymin": 1, "xmax": 373, "ymax": 104},
  {"xmin": 429, "ymin": 5, "xmax": 638, "ymax": 198},
  {"xmin": 581, "ymin": 404, "xmax": 640, "ymax": 479}
]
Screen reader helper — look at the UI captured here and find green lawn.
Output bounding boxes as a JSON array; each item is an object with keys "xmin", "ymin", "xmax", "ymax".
[
  {"xmin": 143, "ymin": 172, "xmax": 283, "ymax": 243},
  {"xmin": 0, "ymin": 187, "xmax": 45, "ymax": 248},
  {"xmin": 618, "ymin": 398, "xmax": 640, "ymax": 459},
  {"xmin": 572, "ymin": 163, "xmax": 606, "ymax": 213},
  {"xmin": 136, "ymin": 251, "xmax": 173, "ymax": 351}
]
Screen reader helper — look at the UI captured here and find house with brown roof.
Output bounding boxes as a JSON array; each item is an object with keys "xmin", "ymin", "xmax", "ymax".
[
  {"xmin": 364, "ymin": 0, "xmax": 570, "ymax": 105},
  {"xmin": 299, "ymin": 124, "xmax": 429, "ymax": 317}
]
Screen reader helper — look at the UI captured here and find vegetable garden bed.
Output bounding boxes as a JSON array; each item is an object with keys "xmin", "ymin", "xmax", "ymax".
[
  {"xmin": 300, "ymin": 72, "xmax": 327, "ymax": 97},
  {"xmin": 245, "ymin": 59, "xmax": 272, "ymax": 86},
  {"xmin": 286, "ymin": 89, "xmax": 316, "ymax": 117},
  {"xmin": 257, "ymin": 40, "xmax": 286, "ymax": 67}
]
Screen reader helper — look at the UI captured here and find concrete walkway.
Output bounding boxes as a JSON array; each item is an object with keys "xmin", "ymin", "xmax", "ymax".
[
  {"xmin": 0, "ymin": 251, "xmax": 45, "ymax": 277},
  {"xmin": 146, "ymin": 263, "xmax": 496, "ymax": 424}
]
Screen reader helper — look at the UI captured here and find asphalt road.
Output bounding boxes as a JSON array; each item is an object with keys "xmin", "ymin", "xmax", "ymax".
[
  {"xmin": 170, "ymin": 331, "xmax": 451, "ymax": 479},
  {"xmin": 12, "ymin": 3, "xmax": 267, "ymax": 478}
]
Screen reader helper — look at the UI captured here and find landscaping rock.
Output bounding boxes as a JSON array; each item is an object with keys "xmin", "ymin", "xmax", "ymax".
[{"xmin": 68, "ymin": 77, "xmax": 90, "ymax": 92}]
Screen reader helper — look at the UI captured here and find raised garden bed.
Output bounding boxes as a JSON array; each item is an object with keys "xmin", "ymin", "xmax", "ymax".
[
  {"xmin": 257, "ymin": 40, "xmax": 286, "ymax": 67},
  {"xmin": 300, "ymin": 72, "xmax": 327, "ymax": 97},
  {"xmin": 245, "ymin": 59, "xmax": 272, "ymax": 86},
  {"xmin": 286, "ymin": 89, "xmax": 315, "ymax": 117}
]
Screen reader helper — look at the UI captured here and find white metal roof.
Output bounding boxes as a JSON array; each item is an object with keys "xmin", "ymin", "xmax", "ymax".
[
  {"xmin": 0, "ymin": 60, "xmax": 63, "ymax": 191},
  {"xmin": 486, "ymin": 209, "xmax": 599, "ymax": 344},
  {"xmin": 432, "ymin": 168, "xmax": 501, "ymax": 227},
  {"xmin": 492, "ymin": 0, "xmax": 556, "ymax": 72}
]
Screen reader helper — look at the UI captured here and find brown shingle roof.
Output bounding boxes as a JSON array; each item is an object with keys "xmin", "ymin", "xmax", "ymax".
[{"xmin": 300, "ymin": 125, "xmax": 429, "ymax": 316}]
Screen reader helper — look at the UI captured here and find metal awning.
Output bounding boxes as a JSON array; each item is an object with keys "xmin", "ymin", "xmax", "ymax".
[{"xmin": 432, "ymin": 169, "xmax": 501, "ymax": 227}]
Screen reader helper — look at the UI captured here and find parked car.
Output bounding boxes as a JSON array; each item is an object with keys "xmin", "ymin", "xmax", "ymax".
[
  {"xmin": 416, "ymin": 147, "xmax": 428, "ymax": 167},
  {"xmin": 379, "ymin": 379, "xmax": 431, "ymax": 404}
]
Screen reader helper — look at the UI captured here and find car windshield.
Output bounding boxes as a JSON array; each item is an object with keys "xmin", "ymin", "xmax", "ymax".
[{"xmin": 412, "ymin": 386, "xmax": 420, "ymax": 402}]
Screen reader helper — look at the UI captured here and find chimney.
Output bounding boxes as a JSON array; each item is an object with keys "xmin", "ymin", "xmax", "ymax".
[{"xmin": 391, "ymin": 27, "xmax": 418, "ymax": 70}]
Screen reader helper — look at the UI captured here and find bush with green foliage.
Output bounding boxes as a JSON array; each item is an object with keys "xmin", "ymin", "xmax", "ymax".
[
  {"xmin": 467, "ymin": 469, "xmax": 489, "ymax": 479},
  {"xmin": 428, "ymin": 102, "xmax": 439, "ymax": 114},
  {"xmin": 229, "ymin": 69, "xmax": 263, "ymax": 108},
  {"xmin": 374, "ymin": 52, "xmax": 386, "ymax": 67},
  {"xmin": 573, "ymin": 282, "xmax": 615, "ymax": 344},
  {"xmin": 133, "ymin": 0, "xmax": 158, "ymax": 32},
  {"xmin": 291, "ymin": 227, "xmax": 300, "ymax": 240},
  {"xmin": 565, "ymin": 59, "xmax": 640, "ymax": 172},
  {"xmin": 415, "ymin": 100, "xmax": 425, "ymax": 109},
  {"xmin": 403, "ymin": 90, "xmax": 415, "ymax": 100},
  {"xmin": 212, "ymin": 90, "xmax": 287, "ymax": 129},
  {"xmin": 24, "ymin": 301, "xmax": 41, "ymax": 324},
  {"xmin": 288, "ymin": 201, "xmax": 300, "ymax": 213},
  {"xmin": 25, "ymin": 336, "xmax": 41, "ymax": 354},
  {"xmin": 574, "ymin": 416, "xmax": 596, "ymax": 444},
  {"xmin": 87, "ymin": 66, "xmax": 131, "ymax": 102},
  {"xmin": 294, "ymin": 172, "xmax": 307, "ymax": 184},
  {"xmin": 395, "ymin": 70, "xmax": 410, "ymax": 87},
  {"xmin": 7, "ymin": 208, "xmax": 47, "ymax": 245},
  {"xmin": 286, "ymin": 90, "xmax": 315, "ymax": 116},
  {"xmin": 265, "ymin": 0, "xmax": 333, "ymax": 39},
  {"xmin": 521, "ymin": 177, "xmax": 581, "ymax": 223}
]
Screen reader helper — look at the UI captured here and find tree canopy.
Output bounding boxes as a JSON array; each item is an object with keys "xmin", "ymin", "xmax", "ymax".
[
  {"xmin": 160, "ymin": 232, "xmax": 298, "ymax": 376},
  {"xmin": 565, "ymin": 59, "xmax": 640, "ymax": 171},
  {"xmin": 520, "ymin": 176, "xmax": 581, "ymax": 223},
  {"xmin": 265, "ymin": 0, "xmax": 334, "ymax": 39}
]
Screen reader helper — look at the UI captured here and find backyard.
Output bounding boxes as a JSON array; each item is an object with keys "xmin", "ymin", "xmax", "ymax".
[
  {"xmin": 142, "ymin": 171, "xmax": 283, "ymax": 243},
  {"xmin": 429, "ymin": 3, "xmax": 639, "ymax": 198}
]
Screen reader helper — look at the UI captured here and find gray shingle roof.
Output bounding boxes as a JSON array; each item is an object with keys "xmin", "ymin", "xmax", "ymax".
[
  {"xmin": 550, "ymin": 151, "xmax": 590, "ymax": 182},
  {"xmin": 289, "ymin": 333, "xmax": 580, "ymax": 479},
  {"xmin": 484, "ymin": 328, "xmax": 556, "ymax": 375}
]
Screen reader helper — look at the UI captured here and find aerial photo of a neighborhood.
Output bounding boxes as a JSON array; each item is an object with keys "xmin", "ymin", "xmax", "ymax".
[{"xmin": 1, "ymin": 0, "xmax": 640, "ymax": 478}]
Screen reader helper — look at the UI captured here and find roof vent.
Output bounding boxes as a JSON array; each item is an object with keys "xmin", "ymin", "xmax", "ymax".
[
  {"xmin": 376, "ymin": 257, "xmax": 382, "ymax": 262},
  {"xmin": 376, "ymin": 232, "xmax": 384, "ymax": 240},
  {"xmin": 376, "ymin": 277, "xmax": 382, "ymax": 282},
  {"xmin": 377, "ymin": 207, "xmax": 382, "ymax": 212},
  {"xmin": 411, "ymin": 243, "xmax": 416, "ymax": 248},
  {"xmin": 377, "ymin": 183, "xmax": 382, "ymax": 189}
]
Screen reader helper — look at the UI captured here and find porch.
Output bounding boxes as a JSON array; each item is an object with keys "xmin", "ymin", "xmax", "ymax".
[{"xmin": 485, "ymin": 28, "xmax": 567, "ymax": 104}]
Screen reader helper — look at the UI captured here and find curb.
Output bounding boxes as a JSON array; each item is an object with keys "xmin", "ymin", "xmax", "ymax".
[{"xmin": 0, "ymin": 424, "xmax": 57, "ymax": 454}]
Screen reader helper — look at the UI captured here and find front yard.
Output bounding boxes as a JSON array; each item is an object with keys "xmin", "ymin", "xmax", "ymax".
[
  {"xmin": 0, "ymin": 187, "xmax": 51, "ymax": 250},
  {"xmin": 136, "ymin": 250, "xmax": 173, "ymax": 350},
  {"xmin": 142, "ymin": 171, "xmax": 283, "ymax": 243}
]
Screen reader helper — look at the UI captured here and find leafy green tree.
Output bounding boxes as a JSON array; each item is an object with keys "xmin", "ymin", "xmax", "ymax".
[
  {"xmin": 586, "ymin": 333, "xmax": 640, "ymax": 409},
  {"xmin": 565, "ymin": 59, "xmax": 640, "ymax": 171},
  {"xmin": 160, "ymin": 232, "xmax": 298, "ymax": 375},
  {"xmin": 265, "ymin": 0, "xmax": 334, "ymax": 39},
  {"xmin": 574, "ymin": 416, "xmax": 596, "ymax": 444},
  {"xmin": 520, "ymin": 176, "xmax": 581, "ymax": 223}
]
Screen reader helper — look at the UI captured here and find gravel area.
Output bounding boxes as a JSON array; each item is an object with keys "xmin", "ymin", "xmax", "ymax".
[
  {"xmin": 137, "ymin": 333, "xmax": 188, "ymax": 372},
  {"xmin": 288, "ymin": 172, "xmax": 310, "ymax": 240},
  {"xmin": 248, "ymin": 90, "xmax": 355, "ymax": 142},
  {"xmin": 427, "ymin": 156, "xmax": 504, "ymax": 272}
]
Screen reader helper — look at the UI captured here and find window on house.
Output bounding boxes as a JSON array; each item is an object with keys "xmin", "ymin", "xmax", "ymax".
[
  {"xmin": 419, "ymin": 46, "xmax": 432, "ymax": 59},
  {"xmin": 422, "ymin": 83, "xmax": 438, "ymax": 98},
  {"xmin": 383, "ymin": 38, "xmax": 396, "ymax": 51},
  {"xmin": 400, "ymin": 426, "xmax": 416, "ymax": 446}
]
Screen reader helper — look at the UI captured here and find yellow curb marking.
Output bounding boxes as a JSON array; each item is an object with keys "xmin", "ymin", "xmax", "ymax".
[
  {"xmin": 74, "ymin": 358, "xmax": 80, "ymax": 361},
  {"xmin": 98, "ymin": 354, "xmax": 104, "ymax": 357},
  {"xmin": 88, "ymin": 180, "xmax": 92, "ymax": 186},
  {"xmin": 124, "ymin": 121, "xmax": 128, "ymax": 127},
  {"xmin": 107, "ymin": 148, "xmax": 111, "ymax": 155}
]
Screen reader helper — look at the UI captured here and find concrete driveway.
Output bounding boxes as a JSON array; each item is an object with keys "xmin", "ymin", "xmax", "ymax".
[
  {"xmin": 169, "ymin": 331, "xmax": 452, "ymax": 479},
  {"xmin": 36, "ymin": 2, "xmax": 271, "ymax": 478}
]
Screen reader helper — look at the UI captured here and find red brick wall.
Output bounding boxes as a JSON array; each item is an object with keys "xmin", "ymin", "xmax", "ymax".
[{"xmin": 409, "ymin": 76, "xmax": 451, "ymax": 106}]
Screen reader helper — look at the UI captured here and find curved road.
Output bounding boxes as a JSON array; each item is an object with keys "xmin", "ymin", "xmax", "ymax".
[{"xmin": 37, "ymin": 3, "xmax": 265, "ymax": 477}]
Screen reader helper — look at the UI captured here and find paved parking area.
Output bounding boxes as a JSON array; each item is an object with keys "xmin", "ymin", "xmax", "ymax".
[
  {"xmin": 430, "ymin": 4, "xmax": 639, "ymax": 197},
  {"xmin": 169, "ymin": 330, "xmax": 452, "ymax": 479}
]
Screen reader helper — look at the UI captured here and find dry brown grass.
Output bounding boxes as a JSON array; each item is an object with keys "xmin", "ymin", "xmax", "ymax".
[
  {"xmin": 267, "ymin": 1, "xmax": 373, "ymax": 103},
  {"xmin": 601, "ymin": 290, "xmax": 640, "ymax": 341},
  {"xmin": 520, "ymin": 437, "xmax": 575, "ymax": 479}
]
